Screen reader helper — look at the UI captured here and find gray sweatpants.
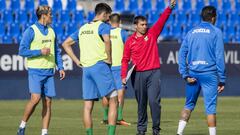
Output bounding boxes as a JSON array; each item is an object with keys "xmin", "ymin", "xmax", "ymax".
[{"xmin": 131, "ymin": 68, "xmax": 161, "ymax": 134}]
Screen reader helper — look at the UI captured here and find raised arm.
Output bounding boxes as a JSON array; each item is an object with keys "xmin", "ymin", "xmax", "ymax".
[{"xmin": 148, "ymin": 0, "xmax": 176, "ymax": 38}]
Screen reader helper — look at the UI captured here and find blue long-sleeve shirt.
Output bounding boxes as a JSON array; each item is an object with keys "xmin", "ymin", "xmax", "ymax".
[
  {"xmin": 19, "ymin": 22, "xmax": 64, "ymax": 76},
  {"xmin": 178, "ymin": 21, "xmax": 226, "ymax": 83}
]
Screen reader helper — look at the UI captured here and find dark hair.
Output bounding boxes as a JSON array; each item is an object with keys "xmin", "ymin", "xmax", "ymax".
[
  {"xmin": 201, "ymin": 6, "xmax": 217, "ymax": 22},
  {"xmin": 36, "ymin": 5, "xmax": 51, "ymax": 19},
  {"xmin": 95, "ymin": 3, "xmax": 112, "ymax": 15},
  {"xmin": 133, "ymin": 15, "xmax": 147, "ymax": 24},
  {"xmin": 110, "ymin": 13, "xmax": 121, "ymax": 23}
]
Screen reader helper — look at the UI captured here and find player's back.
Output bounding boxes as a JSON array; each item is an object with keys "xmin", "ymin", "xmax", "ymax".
[
  {"xmin": 79, "ymin": 21, "xmax": 107, "ymax": 67},
  {"xmin": 184, "ymin": 21, "xmax": 223, "ymax": 73}
]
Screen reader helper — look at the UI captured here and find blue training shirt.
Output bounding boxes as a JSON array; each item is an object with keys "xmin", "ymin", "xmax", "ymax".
[
  {"xmin": 178, "ymin": 21, "xmax": 226, "ymax": 83},
  {"xmin": 70, "ymin": 22, "xmax": 111, "ymax": 42},
  {"xmin": 119, "ymin": 28, "xmax": 128, "ymax": 43},
  {"xmin": 19, "ymin": 22, "xmax": 64, "ymax": 76}
]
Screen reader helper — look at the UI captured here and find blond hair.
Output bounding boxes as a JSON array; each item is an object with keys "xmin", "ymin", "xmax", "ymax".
[{"xmin": 36, "ymin": 5, "xmax": 51, "ymax": 19}]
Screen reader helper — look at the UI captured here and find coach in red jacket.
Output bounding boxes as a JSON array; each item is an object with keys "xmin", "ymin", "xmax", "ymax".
[{"xmin": 121, "ymin": 0, "xmax": 176, "ymax": 135}]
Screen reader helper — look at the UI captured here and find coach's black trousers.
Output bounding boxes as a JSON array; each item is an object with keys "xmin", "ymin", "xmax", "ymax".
[{"xmin": 132, "ymin": 68, "xmax": 161, "ymax": 133}]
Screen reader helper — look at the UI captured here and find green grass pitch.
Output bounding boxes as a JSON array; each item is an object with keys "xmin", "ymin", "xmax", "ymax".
[{"xmin": 0, "ymin": 97, "xmax": 239, "ymax": 135}]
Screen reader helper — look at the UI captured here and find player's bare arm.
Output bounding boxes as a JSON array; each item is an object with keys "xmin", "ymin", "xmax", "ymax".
[
  {"xmin": 62, "ymin": 37, "xmax": 81, "ymax": 67},
  {"xmin": 102, "ymin": 34, "xmax": 112, "ymax": 64}
]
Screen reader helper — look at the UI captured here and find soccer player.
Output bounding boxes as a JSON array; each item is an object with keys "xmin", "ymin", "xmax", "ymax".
[
  {"xmin": 17, "ymin": 5, "xmax": 65, "ymax": 135},
  {"xmin": 121, "ymin": 0, "xmax": 176, "ymax": 134},
  {"xmin": 62, "ymin": 3, "xmax": 118, "ymax": 135},
  {"xmin": 176, "ymin": 6, "xmax": 226, "ymax": 135},
  {"xmin": 101, "ymin": 13, "xmax": 130, "ymax": 126}
]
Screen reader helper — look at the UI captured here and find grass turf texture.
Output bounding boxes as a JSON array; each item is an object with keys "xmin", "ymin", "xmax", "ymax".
[{"xmin": 0, "ymin": 97, "xmax": 239, "ymax": 135}]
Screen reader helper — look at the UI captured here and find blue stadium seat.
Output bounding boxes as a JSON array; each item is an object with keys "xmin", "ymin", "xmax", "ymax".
[
  {"xmin": 182, "ymin": 0, "xmax": 191, "ymax": 11},
  {"xmin": 65, "ymin": 22, "xmax": 78, "ymax": 36},
  {"xmin": 127, "ymin": 0, "xmax": 139, "ymax": 13},
  {"xmin": 10, "ymin": 0, "xmax": 21, "ymax": 11},
  {"xmin": 221, "ymin": 0, "xmax": 231, "ymax": 12},
  {"xmin": 60, "ymin": 10, "xmax": 70, "ymax": 24},
  {"xmin": 160, "ymin": 26, "xmax": 168, "ymax": 37},
  {"xmin": 52, "ymin": 0, "xmax": 63, "ymax": 12},
  {"xmin": 188, "ymin": 10, "xmax": 200, "ymax": 25},
  {"xmin": 195, "ymin": 0, "xmax": 205, "ymax": 12},
  {"xmin": 10, "ymin": 23, "xmax": 20, "ymax": 37},
  {"xmin": 3, "ymin": 35, "xmax": 12, "ymax": 44},
  {"xmin": 208, "ymin": 0, "xmax": 218, "ymax": 7},
  {"xmin": 67, "ymin": 0, "xmax": 77, "ymax": 13},
  {"xmin": 0, "ymin": 10, "xmax": 3, "ymax": 22},
  {"xmin": 175, "ymin": 10, "xmax": 188, "ymax": 25},
  {"xmin": 0, "ymin": 22, "xmax": 4, "ymax": 36},
  {"xmin": 148, "ymin": 10, "xmax": 159, "ymax": 25},
  {"xmin": 19, "ymin": 23, "xmax": 27, "ymax": 34},
  {"xmin": 237, "ymin": 25, "xmax": 240, "ymax": 35},
  {"xmin": 233, "ymin": 36, "xmax": 240, "ymax": 43},
  {"xmin": 141, "ymin": 0, "xmax": 152, "ymax": 13},
  {"xmin": 17, "ymin": 10, "xmax": 28, "ymax": 24},
  {"xmin": 87, "ymin": 11, "xmax": 95, "ymax": 22},
  {"xmin": 135, "ymin": 9, "xmax": 147, "ymax": 17},
  {"xmin": 216, "ymin": 10, "xmax": 227, "ymax": 26},
  {"xmin": 53, "ymin": 23, "xmax": 63, "ymax": 38},
  {"xmin": 155, "ymin": 0, "xmax": 165, "ymax": 13},
  {"xmin": 24, "ymin": 0, "xmax": 35, "ymax": 13},
  {"xmin": 225, "ymin": 25, "xmax": 235, "ymax": 40},
  {"xmin": 223, "ymin": 33, "xmax": 229, "ymax": 43},
  {"xmin": 223, "ymin": 24, "xmax": 235, "ymax": 43},
  {"xmin": 29, "ymin": 12, "xmax": 37, "ymax": 24},
  {"xmin": 73, "ymin": 10, "xmax": 85, "ymax": 25},
  {"xmin": 60, "ymin": 35, "xmax": 68, "ymax": 44},
  {"xmin": 228, "ymin": 10, "xmax": 239, "ymax": 26},
  {"xmin": 13, "ymin": 35, "xmax": 21, "ymax": 44},
  {"xmin": 39, "ymin": 0, "xmax": 48, "ymax": 5},
  {"xmin": 0, "ymin": 0, "xmax": 6, "ymax": 11},
  {"xmin": 169, "ymin": 23, "xmax": 182, "ymax": 39},
  {"xmin": 166, "ymin": 14, "xmax": 174, "ymax": 27},
  {"xmin": 236, "ymin": 0, "xmax": 240, "ymax": 10},
  {"xmin": 114, "ymin": 0, "xmax": 125, "ymax": 12},
  {"xmin": 3, "ymin": 10, "xmax": 13, "ymax": 24}
]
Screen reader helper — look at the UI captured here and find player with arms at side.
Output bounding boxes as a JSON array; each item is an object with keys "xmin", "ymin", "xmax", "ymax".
[
  {"xmin": 101, "ymin": 13, "xmax": 130, "ymax": 126},
  {"xmin": 62, "ymin": 3, "xmax": 118, "ymax": 135},
  {"xmin": 176, "ymin": 6, "xmax": 226, "ymax": 135},
  {"xmin": 17, "ymin": 5, "xmax": 65, "ymax": 135}
]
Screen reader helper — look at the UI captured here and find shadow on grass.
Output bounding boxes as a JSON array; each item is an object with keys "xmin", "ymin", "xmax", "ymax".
[{"xmin": 131, "ymin": 120, "xmax": 173, "ymax": 125}]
